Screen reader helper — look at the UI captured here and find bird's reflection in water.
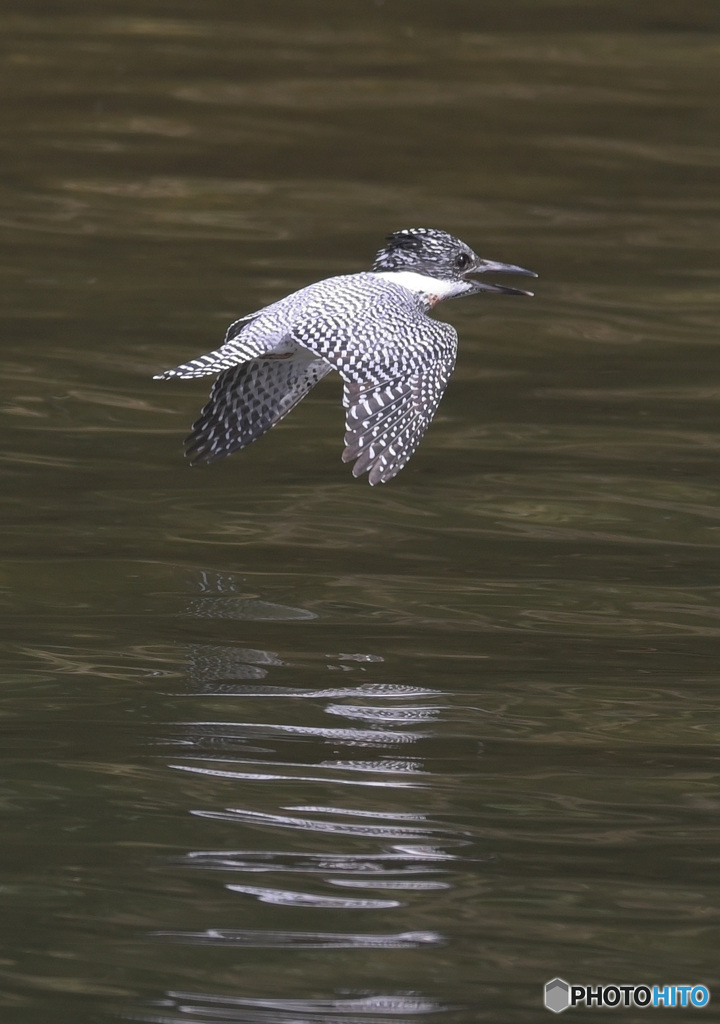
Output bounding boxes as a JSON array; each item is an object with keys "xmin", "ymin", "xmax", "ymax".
[
  {"xmin": 129, "ymin": 568, "xmax": 476, "ymax": 1023},
  {"xmin": 137, "ymin": 992, "xmax": 449, "ymax": 1023}
]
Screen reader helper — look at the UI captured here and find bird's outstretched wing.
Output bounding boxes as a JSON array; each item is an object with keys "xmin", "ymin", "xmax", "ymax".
[
  {"xmin": 290, "ymin": 302, "xmax": 458, "ymax": 485},
  {"xmin": 341, "ymin": 344, "xmax": 456, "ymax": 485},
  {"xmin": 340, "ymin": 331, "xmax": 456, "ymax": 483},
  {"xmin": 185, "ymin": 351, "xmax": 331, "ymax": 463}
]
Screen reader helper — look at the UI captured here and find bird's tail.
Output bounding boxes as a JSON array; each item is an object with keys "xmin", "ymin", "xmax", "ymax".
[{"xmin": 154, "ymin": 347, "xmax": 252, "ymax": 380}]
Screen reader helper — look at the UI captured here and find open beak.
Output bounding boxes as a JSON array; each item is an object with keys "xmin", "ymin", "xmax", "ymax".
[{"xmin": 464, "ymin": 258, "xmax": 538, "ymax": 297}]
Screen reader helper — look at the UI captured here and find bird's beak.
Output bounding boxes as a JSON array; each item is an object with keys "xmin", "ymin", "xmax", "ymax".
[{"xmin": 464, "ymin": 258, "xmax": 538, "ymax": 297}]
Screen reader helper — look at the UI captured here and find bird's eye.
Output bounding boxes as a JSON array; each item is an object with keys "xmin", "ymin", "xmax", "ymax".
[{"xmin": 455, "ymin": 253, "xmax": 471, "ymax": 270}]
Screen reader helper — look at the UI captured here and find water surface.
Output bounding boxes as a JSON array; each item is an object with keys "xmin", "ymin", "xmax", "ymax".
[{"xmin": 2, "ymin": 2, "xmax": 720, "ymax": 1022}]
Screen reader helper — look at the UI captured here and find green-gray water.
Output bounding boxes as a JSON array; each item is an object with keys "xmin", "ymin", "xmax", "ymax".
[{"xmin": 2, "ymin": 3, "xmax": 720, "ymax": 1021}]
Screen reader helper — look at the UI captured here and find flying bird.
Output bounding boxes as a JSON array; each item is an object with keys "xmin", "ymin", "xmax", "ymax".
[{"xmin": 155, "ymin": 227, "xmax": 536, "ymax": 485}]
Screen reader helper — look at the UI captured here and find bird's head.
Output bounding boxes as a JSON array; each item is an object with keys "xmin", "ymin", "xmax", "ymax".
[{"xmin": 372, "ymin": 227, "xmax": 537, "ymax": 299}]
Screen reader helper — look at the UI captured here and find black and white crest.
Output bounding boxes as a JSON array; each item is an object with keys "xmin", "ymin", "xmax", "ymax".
[{"xmin": 372, "ymin": 227, "xmax": 478, "ymax": 278}]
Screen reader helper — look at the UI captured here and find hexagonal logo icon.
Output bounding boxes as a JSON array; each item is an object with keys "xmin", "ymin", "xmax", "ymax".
[{"xmin": 545, "ymin": 978, "xmax": 570, "ymax": 1013}]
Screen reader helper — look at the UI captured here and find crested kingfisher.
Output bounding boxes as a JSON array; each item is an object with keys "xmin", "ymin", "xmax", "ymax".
[{"xmin": 155, "ymin": 228, "xmax": 537, "ymax": 485}]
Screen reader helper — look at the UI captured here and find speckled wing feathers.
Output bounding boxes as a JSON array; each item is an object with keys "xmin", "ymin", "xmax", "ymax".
[
  {"xmin": 185, "ymin": 352, "xmax": 331, "ymax": 463},
  {"xmin": 286, "ymin": 283, "xmax": 458, "ymax": 483},
  {"xmin": 341, "ymin": 339, "xmax": 457, "ymax": 485}
]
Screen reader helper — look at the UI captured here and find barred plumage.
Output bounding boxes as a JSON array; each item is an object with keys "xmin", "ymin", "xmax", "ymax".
[
  {"xmin": 154, "ymin": 228, "xmax": 536, "ymax": 484},
  {"xmin": 186, "ymin": 352, "xmax": 331, "ymax": 463}
]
